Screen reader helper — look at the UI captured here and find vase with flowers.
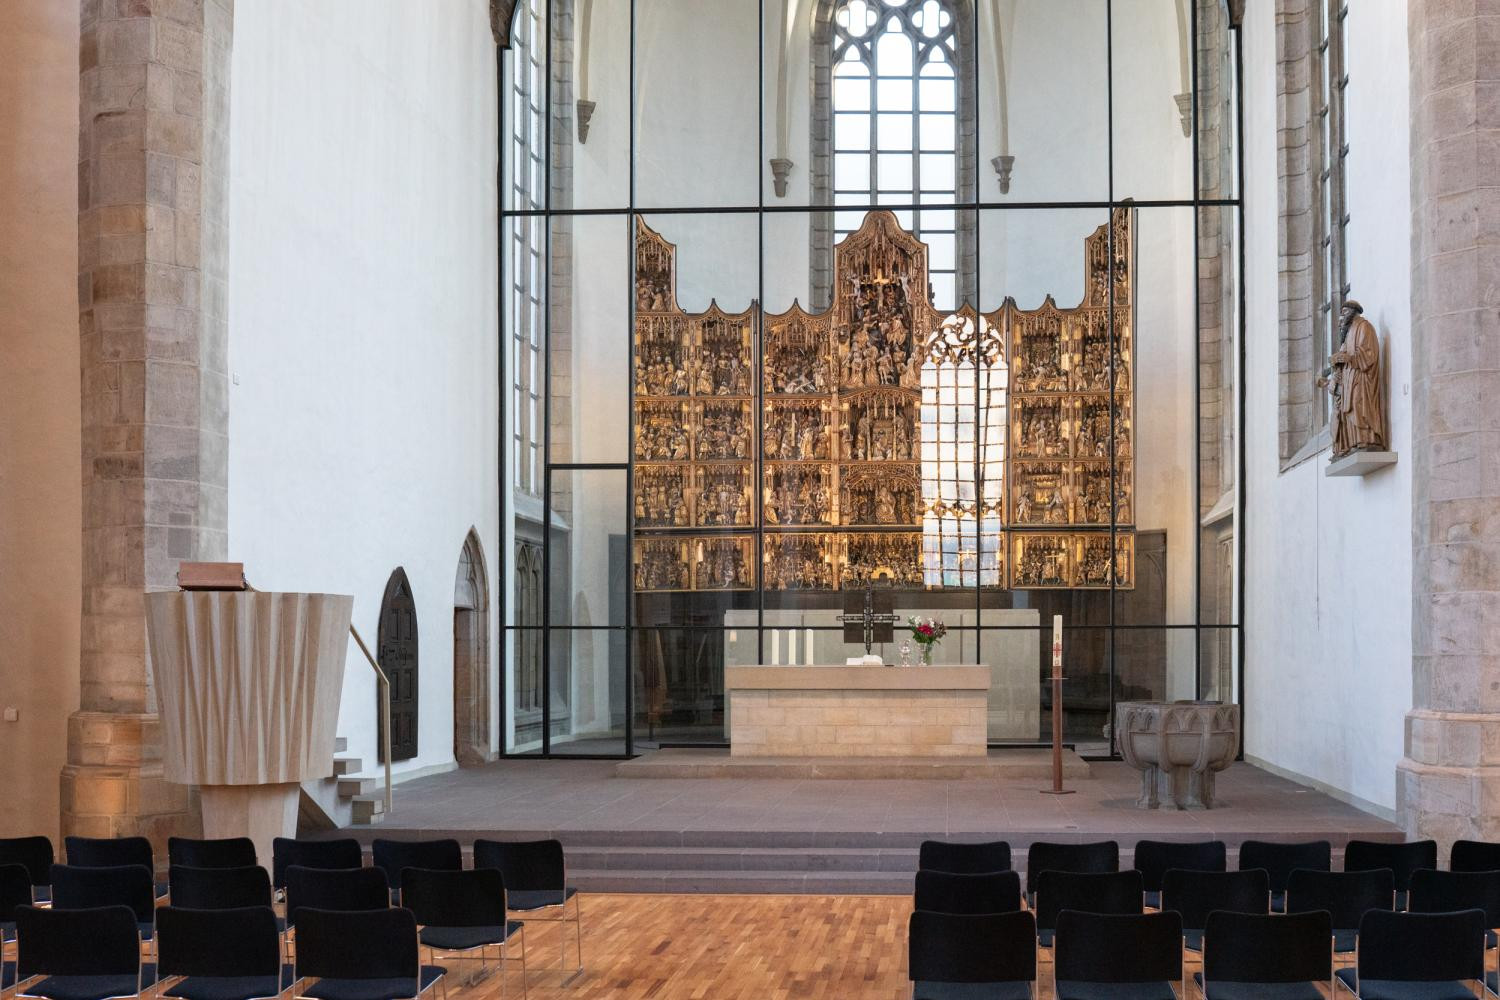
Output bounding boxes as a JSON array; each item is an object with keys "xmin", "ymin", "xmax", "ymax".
[{"xmin": 907, "ymin": 616, "xmax": 947, "ymax": 666}]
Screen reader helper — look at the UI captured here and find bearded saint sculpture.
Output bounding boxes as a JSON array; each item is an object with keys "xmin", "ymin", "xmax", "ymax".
[{"xmin": 1317, "ymin": 299, "xmax": 1388, "ymax": 458}]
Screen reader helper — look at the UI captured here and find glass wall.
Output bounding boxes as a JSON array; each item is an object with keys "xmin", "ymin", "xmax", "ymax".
[{"xmin": 501, "ymin": 0, "xmax": 1243, "ymax": 756}]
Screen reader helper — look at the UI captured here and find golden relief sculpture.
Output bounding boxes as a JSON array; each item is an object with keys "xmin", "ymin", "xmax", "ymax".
[{"xmin": 631, "ymin": 209, "xmax": 1135, "ymax": 593}]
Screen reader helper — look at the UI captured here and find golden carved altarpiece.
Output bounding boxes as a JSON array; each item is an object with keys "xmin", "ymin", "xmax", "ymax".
[{"xmin": 632, "ymin": 210, "xmax": 1135, "ymax": 593}]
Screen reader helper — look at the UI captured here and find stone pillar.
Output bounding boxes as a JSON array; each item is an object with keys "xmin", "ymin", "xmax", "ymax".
[
  {"xmin": 1397, "ymin": 0, "xmax": 1500, "ymax": 848},
  {"xmin": 65, "ymin": 0, "xmax": 233, "ymax": 852}
]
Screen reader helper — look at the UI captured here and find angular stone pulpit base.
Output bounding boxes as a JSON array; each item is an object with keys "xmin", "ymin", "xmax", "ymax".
[{"xmin": 199, "ymin": 782, "xmax": 300, "ymax": 867}]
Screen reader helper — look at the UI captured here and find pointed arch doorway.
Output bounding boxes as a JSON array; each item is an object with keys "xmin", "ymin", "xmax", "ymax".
[
  {"xmin": 378, "ymin": 568, "xmax": 419, "ymax": 762},
  {"xmin": 453, "ymin": 531, "xmax": 493, "ymax": 765}
]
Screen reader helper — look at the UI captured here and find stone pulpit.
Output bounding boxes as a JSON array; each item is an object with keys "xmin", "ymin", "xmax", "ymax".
[{"xmin": 145, "ymin": 578, "xmax": 352, "ymax": 863}]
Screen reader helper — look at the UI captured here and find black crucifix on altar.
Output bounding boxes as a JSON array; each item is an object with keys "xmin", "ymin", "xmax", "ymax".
[{"xmin": 838, "ymin": 581, "xmax": 900, "ymax": 656}]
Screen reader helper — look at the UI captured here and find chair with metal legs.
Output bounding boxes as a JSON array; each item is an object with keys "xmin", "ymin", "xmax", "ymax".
[
  {"xmin": 472, "ymin": 840, "xmax": 581, "ymax": 983},
  {"xmin": 401, "ymin": 868, "xmax": 527, "ymax": 1000}
]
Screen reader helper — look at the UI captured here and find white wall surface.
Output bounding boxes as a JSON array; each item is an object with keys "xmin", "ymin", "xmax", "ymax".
[
  {"xmin": 1241, "ymin": 0, "xmax": 1413, "ymax": 814},
  {"xmin": 228, "ymin": 0, "xmax": 500, "ymax": 776}
]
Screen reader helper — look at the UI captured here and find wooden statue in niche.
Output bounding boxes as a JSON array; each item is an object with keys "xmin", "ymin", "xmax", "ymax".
[{"xmin": 631, "ymin": 209, "xmax": 1135, "ymax": 593}]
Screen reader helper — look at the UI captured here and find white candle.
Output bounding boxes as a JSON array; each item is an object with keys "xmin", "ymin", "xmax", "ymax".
[
  {"xmin": 805, "ymin": 628, "xmax": 814, "ymax": 665},
  {"xmin": 1052, "ymin": 615, "xmax": 1063, "ymax": 671}
]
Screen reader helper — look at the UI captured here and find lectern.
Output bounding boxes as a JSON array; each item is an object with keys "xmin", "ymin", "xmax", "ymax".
[{"xmin": 145, "ymin": 563, "xmax": 353, "ymax": 863}]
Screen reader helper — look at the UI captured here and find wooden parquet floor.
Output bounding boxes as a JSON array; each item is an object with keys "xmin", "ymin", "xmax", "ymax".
[{"xmin": 457, "ymin": 894, "xmax": 1337, "ymax": 1000}]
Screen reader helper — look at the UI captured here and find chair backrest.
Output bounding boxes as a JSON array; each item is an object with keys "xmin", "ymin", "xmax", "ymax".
[
  {"xmin": 1, "ymin": 864, "xmax": 34, "ymax": 922},
  {"xmin": 0, "ymin": 836, "xmax": 54, "ymax": 888},
  {"xmin": 371, "ymin": 838, "xmax": 463, "ymax": 890},
  {"xmin": 64, "ymin": 835, "xmax": 154, "ymax": 873},
  {"xmin": 1357, "ymin": 908, "xmax": 1486, "ymax": 983},
  {"xmin": 1024, "ymin": 840, "xmax": 1119, "ymax": 895},
  {"xmin": 1034, "ymin": 869, "xmax": 1143, "ymax": 933},
  {"xmin": 16, "ymin": 904, "xmax": 142, "ymax": 979},
  {"xmin": 1054, "ymin": 910, "xmax": 1183, "ymax": 985},
  {"xmin": 293, "ymin": 907, "xmax": 420, "ymax": 983},
  {"xmin": 908, "ymin": 910, "xmax": 1037, "ymax": 986},
  {"xmin": 472, "ymin": 838, "xmax": 565, "ymax": 892},
  {"xmin": 168, "ymin": 837, "xmax": 257, "ymax": 870},
  {"xmin": 283, "ymin": 865, "xmax": 389, "ymax": 927},
  {"xmin": 913, "ymin": 870, "xmax": 1022, "ymax": 915},
  {"xmin": 1408, "ymin": 868, "xmax": 1500, "ymax": 926},
  {"xmin": 401, "ymin": 867, "xmax": 508, "ymax": 929},
  {"xmin": 270, "ymin": 837, "xmax": 363, "ymax": 888},
  {"xmin": 168, "ymin": 864, "xmax": 274, "ymax": 910},
  {"xmin": 1237, "ymin": 840, "xmax": 1330, "ymax": 892},
  {"xmin": 1161, "ymin": 868, "xmax": 1269, "ymax": 931},
  {"xmin": 1449, "ymin": 839, "xmax": 1500, "ymax": 874},
  {"xmin": 1202, "ymin": 910, "xmax": 1333, "ymax": 985},
  {"xmin": 1285, "ymin": 867, "xmax": 1393, "ymax": 930},
  {"xmin": 917, "ymin": 840, "xmax": 1012, "ymax": 875},
  {"xmin": 1133, "ymin": 840, "xmax": 1226, "ymax": 893},
  {"xmin": 157, "ymin": 906, "xmax": 282, "ymax": 979},
  {"xmin": 1344, "ymin": 839, "xmax": 1437, "ymax": 892},
  {"xmin": 50, "ymin": 863, "xmax": 155, "ymax": 923}
]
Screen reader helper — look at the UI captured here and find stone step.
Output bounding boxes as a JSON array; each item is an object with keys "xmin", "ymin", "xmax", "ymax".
[
  {"xmin": 334, "ymin": 737, "xmax": 348, "ymax": 753},
  {"xmin": 337, "ymin": 776, "xmax": 378, "ymax": 799},
  {"xmin": 564, "ymin": 845, "xmax": 917, "ymax": 874},
  {"xmin": 568, "ymin": 868, "xmax": 914, "ymax": 895},
  {"xmin": 350, "ymin": 794, "xmax": 385, "ymax": 825},
  {"xmin": 331, "ymin": 755, "xmax": 361, "ymax": 776}
]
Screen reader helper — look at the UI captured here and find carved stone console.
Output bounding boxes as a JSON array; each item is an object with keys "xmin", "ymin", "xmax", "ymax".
[{"xmin": 1115, "ymin": 701, "xmax": 1240, "ymax": 809}]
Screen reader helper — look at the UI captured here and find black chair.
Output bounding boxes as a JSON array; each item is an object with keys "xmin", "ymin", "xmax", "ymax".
[
  {"xmin": 1134, "ymin": 840, "xmax": 1226, "ymax": 909},
  {"xmin": 2, "ymin": 864, "xmax": 32, "ymax": 942},
  {"xmin": 1238, "ymin": 840, "xmax": 1330, "ymax": 913},
  {"xmin": 0, "ymin": 837, "xmax": 55, "ymax": 904},
  {"xmin": 269, "ymin": 838, "xmax": 362, "ymax": 891},
  {"xmin": 167, "ymin": 838, "xmax": 257, "ymax": 871},
  {"xmin": 62, "ymin": 838, "xmax": 165, "ymax": 901},
  {"xmin": 913, "ymin": 870, "xmax": 1022, "ymax": 915},
  {"xmin": 50, "ymin": 864, "xmax": 156, "ymax": 942},
  {"xmin": 1053, "ymin": 910, "xmax": 1182, "ymax": 1000},
  {"xmin": 1160, "ymin": 867, "xmax": 1268, "ymax": 952},
  {"xmin": 908, "ymin": 910, "xmax": 1037, "ymax": 1000},
  {"xmin": 1285, "ymin": 867, "xmax": 1393, "ymax": 955},
  {"xmin": 167, "ymin": 866, "xmax": 274, "ymax": 911},
  {"xmin": 281, "ymin": 866, "xmax": 388, "ymax": 930},
  {"xmin": 292, "ymin": 907, "xmax": 444, "ymax": 1000},
  {"xmin": 1335, "ymin": 908, "xmax": 1487, "ymax": 999},
  {"xmin": 1024, "ymin": 841, "xmax": 1119, "ymax": 906},
  {"xmin": 917, "ymin": 840, "xmax": 1012, "ymax": 875},
  {"xmin": 1344, "ymin": 840, "xmax": 1437, "ymax": 909},
  {"xmin": 156, "ymin": 906, "xmax": 287, "ymax": 1000},
  {"xmin": 13, "ymin": 904, "xmax": 149, "ymax": 1000},
  {"xmin": 401, "ymin": 868, "xmax": 526, "ymax": 993},
  {"xmin": 1198, "ymin": 909, "xmax": 1333, "ymax": 1000},
  {"xmin": 1408, "ymin": 868, "xmax": 1500, "ymax": 951},
  {"xmin": 370, "ymin": 840, "xmax": 462, "ymax": 900},
  {"xmin": 473, "ymin": 839, "xmax": 582, "ymax": 978},
  {"xmin": 1033, "ymin": 869, "xmax": 1143, "ymax": 948},
  {"xmin": 1452, "ymin": 841, "xmax": 1500, "ymax": 874}
]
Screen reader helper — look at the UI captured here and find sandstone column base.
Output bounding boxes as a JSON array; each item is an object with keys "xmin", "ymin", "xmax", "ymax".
[
  {"xmin": 199, "ymin": 783, "xmax": 300, "ymax": 867},
  {"xmin": 60, "ymin": 711, "xmax": 200, "ymax": 858},
  {"xmin": 1397, "ymin": 708, "xmax": 1500, "ymax": 851}
]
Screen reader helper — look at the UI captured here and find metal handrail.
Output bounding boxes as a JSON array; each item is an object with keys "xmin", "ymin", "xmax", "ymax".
[{"xmin": 347, "ymin": 625, "xmax": 394, "ymax": 817}]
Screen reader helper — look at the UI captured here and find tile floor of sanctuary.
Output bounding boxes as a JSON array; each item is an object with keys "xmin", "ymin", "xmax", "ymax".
[{"xmin": 456, "ymin": 892, "xmax": 1340, "ymax": 1000}]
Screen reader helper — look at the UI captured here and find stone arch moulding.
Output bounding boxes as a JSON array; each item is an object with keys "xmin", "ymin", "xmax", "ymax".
[
  {"xmin": 491, "ymin": 0, "xmax": 518, "ymax": 46},
  {"xmin": 378, "ymin": 567, "xmax": 420, "ymax": 763},
  {"xmin": 453, "ymin": 530, "xmax": 494, "ymax": 766}
]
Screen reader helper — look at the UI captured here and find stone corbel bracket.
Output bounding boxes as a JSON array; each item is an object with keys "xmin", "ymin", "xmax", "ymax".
[
  {"xmin": 991, "ymin": 155, "xmax": 1014, "ymax": 194},
  {"xmin": 770, "ymin": 158, "xmax": 794, "ymax": 198},
  {"xmin": 577, "ymin": 100, "xmax": 596, "ymax": 143}
]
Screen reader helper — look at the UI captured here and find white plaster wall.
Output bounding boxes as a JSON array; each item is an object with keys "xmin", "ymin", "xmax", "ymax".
[
  {"xmin": 227, "ymin": 0, "xmax": 500, "ymax": 776},
  {"xmin": 0, "ymin": 0, "xmax": 82, "ymax": 840},
  {"xmin": 1241, "ymin": 0, "xmax": 1413, "ymax": 813}
]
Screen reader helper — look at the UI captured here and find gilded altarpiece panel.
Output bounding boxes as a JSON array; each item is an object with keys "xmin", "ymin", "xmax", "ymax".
[{"xmin": 631, "ymin": 210, "xmax": 1134, "ymax": 594}]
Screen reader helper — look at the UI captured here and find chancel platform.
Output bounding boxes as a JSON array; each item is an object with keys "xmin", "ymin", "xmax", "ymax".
[{"xmin": 726, "ymin": 664, "xmax": 989, "ymax": 757}]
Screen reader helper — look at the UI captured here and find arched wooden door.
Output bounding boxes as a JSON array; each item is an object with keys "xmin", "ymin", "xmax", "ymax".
[{"xmin": 378, "ymin": 568, "xmax": 419, "ymax": 762}]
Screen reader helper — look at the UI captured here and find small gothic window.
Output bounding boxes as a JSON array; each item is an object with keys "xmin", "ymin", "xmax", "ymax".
[{"xmin": 830, "ymin": 0, "xmax": 961, "ymax": 309}]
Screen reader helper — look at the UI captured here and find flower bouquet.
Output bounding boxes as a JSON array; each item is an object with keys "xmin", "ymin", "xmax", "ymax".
[{"xmin": 907, "ymin": 616, "xmax": 948, "ymax": 666}]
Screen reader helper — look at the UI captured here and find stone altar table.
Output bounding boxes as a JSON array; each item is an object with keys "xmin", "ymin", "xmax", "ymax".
[
  {"xmin": 1115, "ymin": 700, "xmax": 1240, "ymax": 809},
  {"xmin": 725, "ymin": 664, "xmax": 989, "ymax": 757}
]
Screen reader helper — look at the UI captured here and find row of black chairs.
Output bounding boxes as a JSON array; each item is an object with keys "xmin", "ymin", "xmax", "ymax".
[
  {"xmin": 6, "ymin": 904, "xmax": 451, "ymax": 1000},
  {"xmin": 909, "ymin": 906, "xmax": 1493, "ymax": 1000}
]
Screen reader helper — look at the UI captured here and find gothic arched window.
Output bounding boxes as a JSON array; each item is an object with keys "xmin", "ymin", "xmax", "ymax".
[
  {"xmin": 920, "ymin": 310, "xmax": 1006, "ymax": 587},
  {"xmin": 816, "ymin": 0, "xmax": 975, "ymax": 311}
]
